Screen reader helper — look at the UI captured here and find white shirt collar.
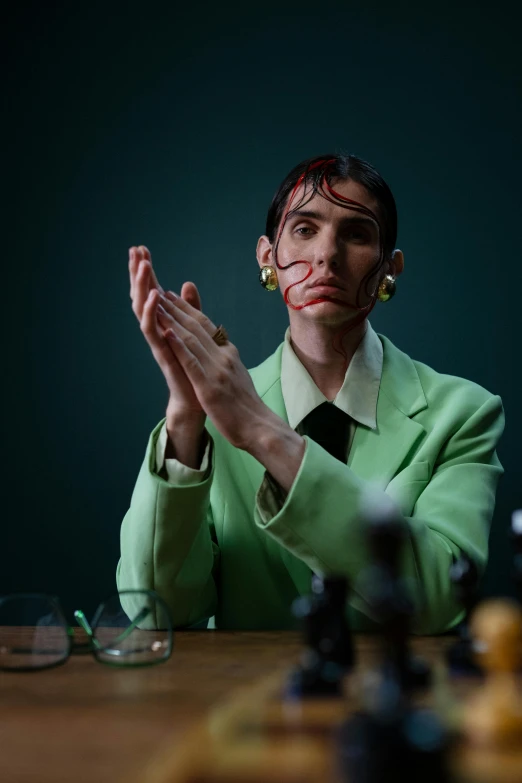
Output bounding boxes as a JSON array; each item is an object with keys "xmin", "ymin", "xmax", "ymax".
[{"xmin": 280, "ymin": 321, "xmax": 383, "ymax": 430}]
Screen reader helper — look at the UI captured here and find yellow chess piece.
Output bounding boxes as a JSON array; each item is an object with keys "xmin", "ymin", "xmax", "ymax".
[{"xmin": 463, "ymin": 598, "xmax": 522, "ymax": 749}]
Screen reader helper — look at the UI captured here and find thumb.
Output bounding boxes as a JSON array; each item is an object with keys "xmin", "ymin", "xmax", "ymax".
[{"xmin": 181, "ymin": 281, "xmax": 202, "ymax": 311}]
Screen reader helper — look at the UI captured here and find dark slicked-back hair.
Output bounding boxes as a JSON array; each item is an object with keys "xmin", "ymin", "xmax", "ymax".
[{"xmin": 265, "ymin": 153, "xmax": 398, "ymax": 259}]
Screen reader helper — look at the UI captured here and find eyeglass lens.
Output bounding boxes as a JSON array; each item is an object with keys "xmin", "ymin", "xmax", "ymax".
[
  {"xmin": 0, "ymin": 591, "xmax": 172, "ymax": 670},
  {"xmin": 93, "ymin": 591, "xmax": 172, "ymax": 666},
  {"xmin": 0, "ymin": 595, "xmax": 69, "ymax": 670}
]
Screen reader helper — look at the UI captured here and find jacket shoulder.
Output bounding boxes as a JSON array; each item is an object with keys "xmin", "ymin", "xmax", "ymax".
[
  {"xmin": 378, "ymin": 333, "xmax": 502, "ymax": 422},
  {"xmin": 412, "ymin": 355, "xmax": 500, "ymax": 413}
]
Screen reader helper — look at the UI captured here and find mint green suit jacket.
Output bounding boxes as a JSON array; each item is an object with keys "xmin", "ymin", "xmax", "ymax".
[{"xmin": 116, "ymin": 334, "xmax": 504, "ymax": 634}]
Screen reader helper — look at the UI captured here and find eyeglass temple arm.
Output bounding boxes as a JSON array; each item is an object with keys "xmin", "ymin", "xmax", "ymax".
[{"xmin": 73, "ymin": 608, "xmax": 151, "ymax": 649}]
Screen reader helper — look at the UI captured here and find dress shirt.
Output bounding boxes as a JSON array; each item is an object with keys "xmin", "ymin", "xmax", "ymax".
[{"xmin": 155, "ymin": 321, "xmax": 384, "ymax": 492}]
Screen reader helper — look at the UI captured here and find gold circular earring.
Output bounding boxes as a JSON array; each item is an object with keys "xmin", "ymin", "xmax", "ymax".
[
  {"xmin": 377, "ymin": 274, "xmax": 396, "ymax": 302},
  {"xmin": 259, "ymin": 265, "xmax": 279, "ymax": 291}
]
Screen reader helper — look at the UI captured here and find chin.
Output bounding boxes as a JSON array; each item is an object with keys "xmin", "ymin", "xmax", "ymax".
[{"xmin": 302, "ymin": 300, "xmax": 356, "ymax": 327}]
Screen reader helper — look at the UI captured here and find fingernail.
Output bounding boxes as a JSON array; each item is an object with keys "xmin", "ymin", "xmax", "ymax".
[{"xmin": 167, "ymin": 290, "xmax": 178, "ymax": 299}]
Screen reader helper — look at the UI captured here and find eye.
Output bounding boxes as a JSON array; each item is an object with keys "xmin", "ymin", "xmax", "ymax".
[
  {"xmin": 346, "ymin": 229, "xmax": 369, "ymax": 242},
  {"xmin": 295, "ymin": 226, "xmax": 315, "ymax": 236}
]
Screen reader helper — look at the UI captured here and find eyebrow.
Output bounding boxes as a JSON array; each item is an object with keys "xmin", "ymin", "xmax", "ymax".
[{"xmin": 287, "ymin": 209, "xmax": 376, "ymax": 228}]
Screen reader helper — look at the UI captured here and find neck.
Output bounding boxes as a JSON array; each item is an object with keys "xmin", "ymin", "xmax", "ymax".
[{"xmin": 288, "ymin": 316, "xmax": 368, "ymax": 400}]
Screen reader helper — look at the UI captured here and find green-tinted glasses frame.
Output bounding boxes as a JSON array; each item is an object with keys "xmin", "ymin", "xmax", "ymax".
[{"xmin": 0, "ymin": 589, "xmax": 174, "ymax": 672}]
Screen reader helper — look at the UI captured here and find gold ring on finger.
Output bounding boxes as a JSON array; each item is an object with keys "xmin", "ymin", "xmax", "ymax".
[{"xmin": 212, "ymin": 325, "xmax": 229, "ymax": 346}]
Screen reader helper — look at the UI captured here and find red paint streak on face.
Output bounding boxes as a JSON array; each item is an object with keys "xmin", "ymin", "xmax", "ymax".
[
  {"xmin": 270, "ymin": 159, "xmax": 384, "ymax": 367},
  {"xmin": 274, "ymin": 160, "xmax": 382, "ymax": 314}
]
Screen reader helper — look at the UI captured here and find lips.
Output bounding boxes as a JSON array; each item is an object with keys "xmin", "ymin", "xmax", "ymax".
[
  {"xmin": 307, "ymin": 277, "xmax": 344, "ymax": 291},
  {"xmin": 307, "ymin": 278, "xmax": 345, "ymax": 298}
]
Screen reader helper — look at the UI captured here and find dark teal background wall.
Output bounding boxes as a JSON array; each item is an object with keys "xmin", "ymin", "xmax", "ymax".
[{"xmin": 4, "ymin": 1, "xmax": 521, "ymax": 620}]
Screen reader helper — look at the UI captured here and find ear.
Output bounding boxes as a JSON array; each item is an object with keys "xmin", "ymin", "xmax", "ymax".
[
  {"xmin": 389, "ymin": 248, "xmax": 404, "ymax": 278},
  {"xmin": 256, "ymin": 235, "xmax": 273, "ymax": 269}
]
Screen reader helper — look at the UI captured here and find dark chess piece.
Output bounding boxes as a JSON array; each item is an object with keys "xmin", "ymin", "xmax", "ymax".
[
  {"xmin": 446, "ymin": 553, "xmax": 482, "ymax": 676},
  {"xmin": 336, "ymin": 666, "xmax": 454, "ymax": 783},
  {"xmin": 336, "ymin": 499, "xmax": 452, "ymax": 782},
  {"xmin": 286, "ymin": 573, "xmax": 354, "ymax": 698},
  {"xmin": 363, "ymin": 505, "xmax": 431, "ymax": 691}
]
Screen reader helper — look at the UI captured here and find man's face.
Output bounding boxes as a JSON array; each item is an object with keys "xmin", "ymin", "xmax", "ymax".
[{"xmin": 269, "ymin": 178, "xmax": 383, "ymax": 327}]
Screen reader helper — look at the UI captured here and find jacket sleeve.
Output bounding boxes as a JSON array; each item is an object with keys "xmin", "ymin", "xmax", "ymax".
[
  {"xmin": 254, "ymin": 395, "xmax": 505, "ymax": 634},
  {"xmin": 155, "ymin": 420, "xmax": 212, "ymax": 485},
  {"xmin": 116, "ymin": 419, "xmax": 219, "ymax": 628}
]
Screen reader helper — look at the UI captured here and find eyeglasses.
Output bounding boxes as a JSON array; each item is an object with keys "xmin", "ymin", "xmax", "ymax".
[{"xmin": 0, "ymin": 589, "xmax": 173, "ymax": 671}]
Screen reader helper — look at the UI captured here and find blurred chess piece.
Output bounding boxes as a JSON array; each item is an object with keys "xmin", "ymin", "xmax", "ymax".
[
  {"xmin": 332, "ymin": 495, "xmax": 450, "ymax": 780},
  {"xmin": 337, "ymin": 645, "xmax": 452, "ymax": 782},
  {"xmin": 337, "ymin": 688, "xmax": 452, "ymax": 782},
  {"xmin": 360, "ymin": 494, "xmax": 431, "ymax": 691},
  {"xmin": 511, "ymin": 509, "xmax": 522, "ymax": 602},
  {"xmin": 446, "ymin": 553, "xmax": 483, "ymax": 676},
  {"xmin": 463, "ymin": 598, "xmax": 522, "ymax": 749},
  {"xmin": 286, "ymin": 573, "xmax": 354, "ymax": 698}
]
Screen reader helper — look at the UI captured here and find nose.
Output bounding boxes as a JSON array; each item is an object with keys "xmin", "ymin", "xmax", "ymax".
[{"xmin": 314, "ymin": 232, "xmax": 342, "ymax": 270}]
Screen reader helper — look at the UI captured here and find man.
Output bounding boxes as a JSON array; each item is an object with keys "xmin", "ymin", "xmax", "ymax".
[{"xmin": 117, "ymin": 154, "xmax": 504, "ymax": 633}]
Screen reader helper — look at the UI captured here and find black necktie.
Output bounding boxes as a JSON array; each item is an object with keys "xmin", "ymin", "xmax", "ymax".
[{"xmin": 301, "ymin": 402, "xmax": 351, "ymax": 463}]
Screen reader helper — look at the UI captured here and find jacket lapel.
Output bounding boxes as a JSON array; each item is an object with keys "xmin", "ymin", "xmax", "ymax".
[
  {"xmin": 347, "ymin": 399, "xmax": 426, "ymax": 488},
  {"xmin": 250, "ymin": 342, "xmax": 288, "ymax": 421},
  {"xmin": 248, "ymin": 333, "xmax": 429, "ymax": 593},
  {"xmin": 251, "ymin": 334, "xmax": 428, "ymax": 486},
  {"xmin": 348, "ymin": 334, "xmax": 428, "ymax": 487}
]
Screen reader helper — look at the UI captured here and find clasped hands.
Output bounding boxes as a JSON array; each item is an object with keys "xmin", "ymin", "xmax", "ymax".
[{"xmin": 129, "ymin": 245, "xmax": 270, "ymax": 453}]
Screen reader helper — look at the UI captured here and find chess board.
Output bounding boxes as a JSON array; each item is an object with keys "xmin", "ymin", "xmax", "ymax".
[{"xmin": 143, "ymin": 635, "xmax": 522, "ymax": 783}]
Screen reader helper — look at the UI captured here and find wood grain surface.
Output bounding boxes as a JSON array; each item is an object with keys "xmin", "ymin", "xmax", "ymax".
[
  {"xmin": 0, "ymin": 630, "xmax": 303, "ymax": 783},
  {"xmin": 2, "ymin": 631, "xmax": 518, "ymax": 783}
]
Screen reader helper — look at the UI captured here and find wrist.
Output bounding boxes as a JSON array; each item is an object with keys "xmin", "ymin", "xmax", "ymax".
[
  {"xmin": 164, "ymin": 408, "xmax": 207, "ymax": 468},
  {"xmin": 166, "ymin": 406, "xmax": 206, "ymax": 433},
  {"xmin": 241, "ymin": 405, "xmax": 278, "ymax": 457},
  {"xmin": 164, "ymin": 424, "xmax": 207, "ymax": 468},
  {"xmin": 245, "ymin": 408, "xmax": 305, "ymax": 491}
]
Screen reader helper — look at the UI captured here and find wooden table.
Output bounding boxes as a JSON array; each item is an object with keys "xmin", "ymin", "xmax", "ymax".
[
  {"xmin": 0, "ymin": 631, "xmax": 469, "ymax": 783},
  {"xmin": 0, "ymin": 631, "xmax": 305, "ymax": 783}
]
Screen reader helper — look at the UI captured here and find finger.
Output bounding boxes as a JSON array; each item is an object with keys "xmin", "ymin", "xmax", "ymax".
[
  {"xmin": 129, "ymin": 246, "xmax": 141, "ymax": 301},
  {"xmin": 162, "ymin": 293, "xmax": 217, "ymax": 345},
  {"xmin": 130, "ymin": 245, "xmax": 148, "ymax": 304},
  {"xmin": 133, "ymin": 257, "xmax": 152, "ymax": 321},
  {"xmin": 164, "ymin": 289, "xmax": 216, "ymax": 340},
  {"xmin": 140, "ymin": 291, "xmax": 184, "ymax": 383},
  {"xmin": 139, "ymin": 245, "xmax": 164, "ymax": 294},
  {"xmin": 164, "ymin": 327, "xmax": 206, "ymax": 386},
  {"xmin": 140, "ymin": 289, "xmax": 161, "ymax": 340},
  {"xmin": 156, "ymin": 302, "xmax": 177, "ymax": 334},
  {"xmin": 158, "ymin": 294, "xmax": 187, "ymax": 330},
  {"xmin": 164, "ymin": 312, "xmax": 214, "ymax": 365},
  {"xmin": 181, "ymin": 281, "xmax": 202, "ymax": 311},
  {"xmin": 130, "ymin": 245, "xmax": 164, "ymax": 308},
  {"xmin": 156, "ymin": 300, "xmax": 205, "ymax": 363}
]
